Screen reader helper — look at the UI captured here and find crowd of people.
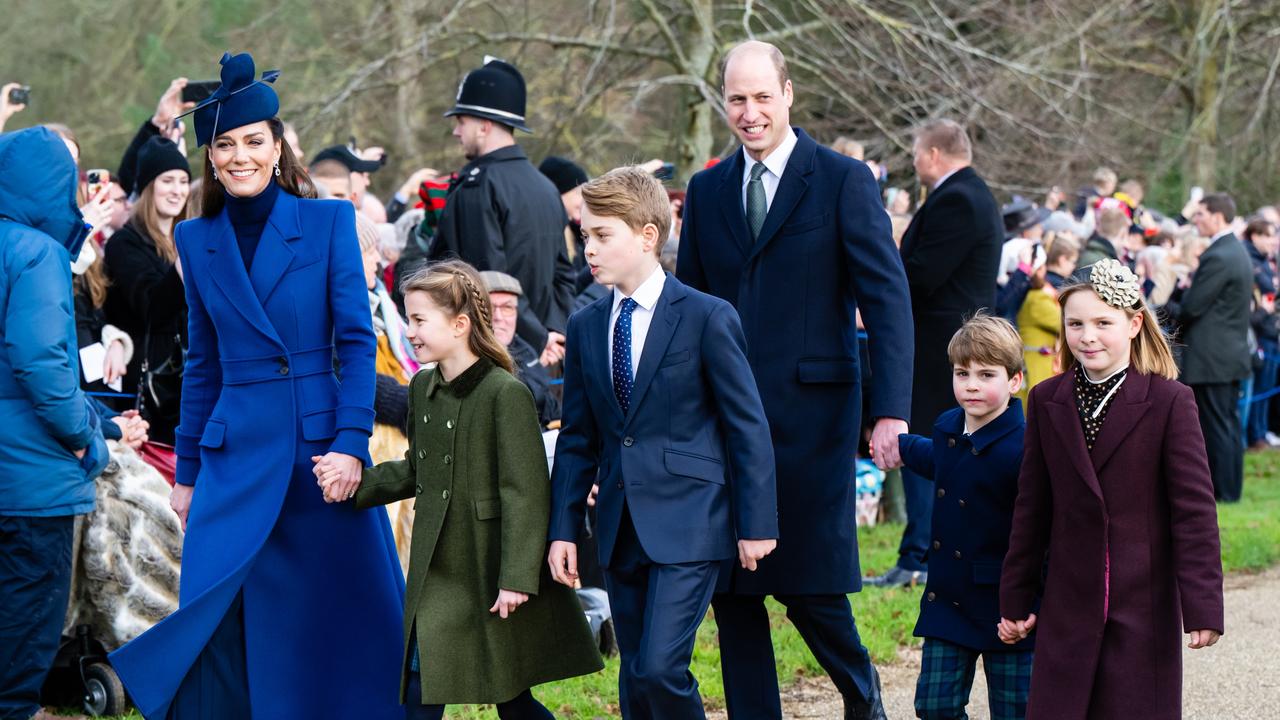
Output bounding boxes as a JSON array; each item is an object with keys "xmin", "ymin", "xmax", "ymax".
[{"xmin": 0, "ymin": 35, "xmax": 1251, "ymax": 720}]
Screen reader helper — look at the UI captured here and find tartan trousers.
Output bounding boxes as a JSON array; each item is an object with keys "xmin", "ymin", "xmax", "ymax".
[{"xmin": 914, "ymin": 637, "xmax": 1032, "ymax": 720}]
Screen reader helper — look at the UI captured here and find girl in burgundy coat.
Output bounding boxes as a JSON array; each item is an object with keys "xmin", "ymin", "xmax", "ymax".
[{"xmin": 999, "ymin": 259, "xmax": 1224, "ymax": 719}]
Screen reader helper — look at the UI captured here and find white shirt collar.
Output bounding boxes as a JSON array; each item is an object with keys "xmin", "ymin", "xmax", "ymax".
[
  {"xmin": 1211, "ymin": 227, "xmax": 1233, "ymax": 242},
  {"xmin": 743, "ymin": 126, "xmax": 798, "ymax": 181},
  {"xmin": 612, "ymin": 265, "xmax": 666, "ymax": 313},
  {"xmin": 932, "ymin": 167, "xmax": 961, "ymax": 191}
]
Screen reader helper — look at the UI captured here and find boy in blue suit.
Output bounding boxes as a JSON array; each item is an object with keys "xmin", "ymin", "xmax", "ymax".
[
  {"xmin": 891, "ymin": 314, "xmax": 1035, "ymax": 720},
  {"xmin": 549, "ymin": 166, "xmax": 778, "ymax": 719}
]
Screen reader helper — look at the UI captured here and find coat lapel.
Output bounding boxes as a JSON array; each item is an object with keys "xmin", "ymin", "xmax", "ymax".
[
  {"xmin": 1043, "ymin": 374, "xmax": 1104, "ymax": 502},
  {"xmin": 1088, "ymin": 371, "xmax": 1152, "ymax": 473},
  {"xmin": 624, "ymin": 277, "xmax": 683, "ymax": 426},
  {"xmin": 248, "ymin": 191, "xmax": 301, "ymax": 306},
  {"xmin": 716, "ymin": 151, "xmax": 752, "ymax": 257},
  {"xmin": 204, "ymin": 211, "xmax": 281, "ymax": 343},
  {"xmin": 747, "ymin": 129, "xmax": 813, "ymax": 263}
]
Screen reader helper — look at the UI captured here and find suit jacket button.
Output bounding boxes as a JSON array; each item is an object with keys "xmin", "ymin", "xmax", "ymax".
[
  {"xmin": 971, "ymin": 447, "xmax": 980, "ymax": 456},
  {"xmin": 932, "ymin": 540, "xmax": 941, "ymax": 550},
  {"xmin": 442, "ymin": 489, "xmax": 450, "ymax": 500},
  {"xmin": 623, "ymin": 437, "xmax": 634, "ymax": 447},
  {"xmin": 952, "ymin": 600, "xmax": 961, "ymax": 608},
  {"xmin": 926, "ymin": 592, "xmax": 936, "ymax": 602},
  {"xmin": 947, "ymin": 438, "xmax": 956, "ymax": 448},
  {"xmin": 936, "ymin": 488, "xmax": 946, "ymax": 498},
  {"xmin": 953, "ymin": 550, "xmax": 962, "ymax": 559},
  {"xmin": 958, "ymin": 499, "xmax": 967, "ymax": 508},
  {"xmin": 616, "ymin": 481, "xmax": 624, "ymax": 489}
]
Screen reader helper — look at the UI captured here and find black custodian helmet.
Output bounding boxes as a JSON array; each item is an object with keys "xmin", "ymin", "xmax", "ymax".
[{"xmin": 443, "ymin": 56, "xmax": 532, "ymax": 133}]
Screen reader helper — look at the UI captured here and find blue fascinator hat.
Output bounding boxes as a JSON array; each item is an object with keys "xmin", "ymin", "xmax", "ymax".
[{"xmin": 186, "ymin": 52, "xmax": 281, "ymax": 147}]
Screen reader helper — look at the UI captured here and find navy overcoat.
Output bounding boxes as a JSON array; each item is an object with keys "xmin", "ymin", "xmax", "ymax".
[
  {"xmin": 899, "ymin": 400, "xmax": 1034, "ymax": 652},
  {"xmin": 677, "ymin": 128, "xmax": 914, "ymax": 594},
  {"xmin": 110, "ymin": 192, "xmax": 406, "ymax": 719}
]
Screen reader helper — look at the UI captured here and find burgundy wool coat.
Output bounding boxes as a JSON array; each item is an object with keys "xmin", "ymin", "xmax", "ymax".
[{"xmin": 1000, "ymin": 369, "xmax": 1224, "ymax": 720}]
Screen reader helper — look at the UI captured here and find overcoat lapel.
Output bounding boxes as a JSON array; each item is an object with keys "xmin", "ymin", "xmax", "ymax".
[
  {"xmin": 624, "ymin": 279, "xmax": 683, "ymax": 426},
  {"xmin": 248, "ymin": 191, "xmax": 301, "ymax": 305},
  {"xmin": 205, "ymin": 211, "xmax": 280, "ymax": 343},
  {"xmin": 1088, "ymin": 371, "xmax": 1152, "ymax": 473},
  {"xmin": 1043, "ymin": 375, "xmax": 1104, "ymax": 503},
  {"xmin": 747, "ymin": 132, "xmax": 813, "ymax": 263},
  {"xmin": 716, "ymin": 151, "xmax": 752, "ymax": 258}
]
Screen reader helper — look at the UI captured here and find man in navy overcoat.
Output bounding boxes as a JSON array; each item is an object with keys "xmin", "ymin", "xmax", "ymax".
[{"xmin": 677, "ymin": 41, "xmax": 913, "ymax": 719}]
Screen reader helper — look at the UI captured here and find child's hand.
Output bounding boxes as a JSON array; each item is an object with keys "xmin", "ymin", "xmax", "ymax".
[
  {"xmin": 997, "ymin": 614, "xmax": 1036, "ymax": 643},
  {"xmin": 547, "ymin": 541, "xmax": 579, "ymax": 587},
  {"xmin": 489, "ymin": 589, "xmax": 528, "ymax": 619},
  {"xmin": 737, "ymin": 538, "xmax": 777, "ymax": 571},
  {"xmin": 1187, "ymin": 629, "xmax": 1220, "ymax": 649},
  {"xmin": 311, "ymin": 453, "xmax": 362, "ymax": 503}
]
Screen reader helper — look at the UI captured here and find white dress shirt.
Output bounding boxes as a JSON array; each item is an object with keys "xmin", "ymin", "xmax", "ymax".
[
  {"xmin": 608, "ymin": 265, "xmax": 667, "ymax": 384},
  {"xmin": 742, "ymin": 126, "xmax": 798, "ymax": 213},
  {"xmin": 932, "ymin": 168, "xmax": 961, "ymax": 191}
]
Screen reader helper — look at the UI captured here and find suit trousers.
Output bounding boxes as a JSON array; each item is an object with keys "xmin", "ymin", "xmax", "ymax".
[
  {"xmin": 713, "ymin": 592, "xmax": 876, "ymax": 719},
  {"xmin": 0, "ymin": 515, "xmax": 73, "ymax": 720},
  {"xmin": 605, "ymin": 504, "xmax": 719, "ymax": 720},
  {"xmin": 897, "ymin": 466, "xmax": 934, "ymax": 572},
  {"xmin": 1193, "ymin": 381, "xmax": 1244, "ymax": 502}
]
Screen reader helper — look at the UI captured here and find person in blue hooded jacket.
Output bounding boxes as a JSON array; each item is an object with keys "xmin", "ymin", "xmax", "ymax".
[
  {"xmin": 0, "ymin": 125, "xmax": 110, "ymax": 720},
  {"xmin": 108, "ymin": 53, "xmax": 405, "ymax": 719}
]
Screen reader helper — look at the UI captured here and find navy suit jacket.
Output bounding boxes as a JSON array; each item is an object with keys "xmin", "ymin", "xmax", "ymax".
[
  {"xmin": 677, "ymin": 128, "xmax": 913, "ymax": 594},
  {"xmin": 549, "ymin": 273, "xmax": 778, "ymax": 567},
  {"xmin": 898, "ymin": 400, "xmax": 1033, "ymax": 651}
]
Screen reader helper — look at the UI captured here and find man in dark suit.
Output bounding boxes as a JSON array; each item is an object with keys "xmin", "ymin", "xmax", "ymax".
[
  {"xmin": 1179, "ymin": 192, "xmax": 1253, "ymax": 502},
  {"xmin": 550, "ymin": 167, "xmax": 778, "ymax": 719},
  {"xmin": 870, "ymin": 120, "xmax": 1002, "ymax": 588},
  {"xmin": 677, "ymin": 41, "xmax": 913, "ymax": 720}
]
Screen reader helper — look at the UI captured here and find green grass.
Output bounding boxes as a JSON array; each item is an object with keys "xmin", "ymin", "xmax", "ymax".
[{"xmin": 79, "ymin": 454, "xmax": 1280, "ymax": 719}]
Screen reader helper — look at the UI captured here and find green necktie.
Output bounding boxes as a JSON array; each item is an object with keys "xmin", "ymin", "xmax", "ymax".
[{"xmin": 746, "ymin": 162, "xmax": 768, "ymax": 241}]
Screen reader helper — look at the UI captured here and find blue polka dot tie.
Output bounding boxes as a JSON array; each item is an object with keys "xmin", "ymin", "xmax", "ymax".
[{"xmin": 613, "ymin": 297, "xmax": 638, "ymax": 414}]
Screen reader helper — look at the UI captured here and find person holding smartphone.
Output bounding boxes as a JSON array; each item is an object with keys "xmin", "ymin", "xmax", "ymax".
[{"xmin": 116, "ymin": 78, "xmax": 194, "ymax": 197}]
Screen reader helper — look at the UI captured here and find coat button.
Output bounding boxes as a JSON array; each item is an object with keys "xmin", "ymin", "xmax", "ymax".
[
  {"xmin": 442, "ymin": 489, "xmax": 450, "ymax": 500},
  {"xmin": 417, "ymin": 450, "xmax": 426, "ymax": 460},
  {"xmin": 936, "ymin": 488, "xmax": 946, "ymax": 498},
  {"xmin": 443, "ymin": 455, "xmax": 452, "ymax": 465},
  {"xmin": 278, "ymin": 364, "xmax": 289, "ymax": 376},
  {"xmin": 932, "ymin": 540, "xmax": 941, "ymax": 550},
  {"xmin": 422, "ymin": 415, "xmax": 430, "ymax": 424},
  {"xmin": 971, "ymin": 447, "xmax": 980, "ymax": 456},
  {"xmin": 415, "ymin": 484, "xmax": 422, "ymax": 494},
  {"xmin": 616, "ymin": 481, "xmax": 624, "ymax": 489},
  {"xmin": 952, "ymin": 600, "xmax": 961, "ymax": 608},
  {"xmin": 446, "ymin": 420, "xmax": 455, "ymax": 429},
  {"xmin": 958, "ymin": 499, "xmax": 967, "ymax": 508},
  {"xmin": 623, "ymin": 437, "xmax": 634, "ymax": 447},
  {"xmin": 927, "ymin": 592, "xmax": 936, "ymax": 602},
  {"xmin": 947, "ymin": 438, "xmax": 956, "ymax": 448},
  {"xmin": 954, "ymin": 550, "xmax": 962, "ymax": 559}
]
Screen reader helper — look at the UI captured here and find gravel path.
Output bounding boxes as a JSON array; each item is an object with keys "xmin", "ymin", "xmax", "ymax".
[{"xmin": 733, "ymin": 567, "xmax": 1280, "ymax": 719}]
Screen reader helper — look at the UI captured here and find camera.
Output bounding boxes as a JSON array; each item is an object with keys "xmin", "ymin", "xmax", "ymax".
[{"xmin": 8, "ymin": 85, "xmax": 30, "ymax": 106}]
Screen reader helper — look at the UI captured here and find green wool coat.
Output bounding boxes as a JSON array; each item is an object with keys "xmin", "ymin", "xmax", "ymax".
[{"xmin": 356, "ymin": 358, "xmax": 602, "ymax": 704}]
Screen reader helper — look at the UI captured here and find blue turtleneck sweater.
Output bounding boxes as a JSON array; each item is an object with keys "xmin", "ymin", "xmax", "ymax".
[{"xmin": 225, "ymin": 179, "xmax": 279, "ymax": 273}]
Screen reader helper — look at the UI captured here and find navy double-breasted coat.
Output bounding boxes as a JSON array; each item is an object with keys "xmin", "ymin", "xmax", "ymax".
[{"xmin": 110, "ymin": 192, "xmax": 405, "ymax": 719}]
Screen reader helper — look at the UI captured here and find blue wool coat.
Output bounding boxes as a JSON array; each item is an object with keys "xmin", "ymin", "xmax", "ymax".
[
  {"xmin": 109, "ymin": 191, "xmax": 405, "ymax": 719},
  {"xmin": 0, "ymin": 127, "xmax": 109, "ymax": 516},
  {"xmin": 898, "ymin": 400, "xmax": 1033, "ymax": 652},
  {"xmin": 677, "ymin": 128, "xmax": 914, "ymax": 594}
]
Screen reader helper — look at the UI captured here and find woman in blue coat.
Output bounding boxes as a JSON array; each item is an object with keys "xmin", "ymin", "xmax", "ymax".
[{"xmin": 109, "ymin": 53, "xmax": 405, "ymax": 719}]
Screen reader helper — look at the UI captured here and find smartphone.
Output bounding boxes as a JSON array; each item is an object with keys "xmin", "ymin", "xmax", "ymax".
[
  {"xmin": 181, "ymin": 80, "xmax": 221, "ymax": 104},
  {"xmin": 86, "ymin": 169, "xmax": 111, "ymax": 199},
  {"xmin": 7, "ymin": 85, "xmax": 29, "ymax": 105}
]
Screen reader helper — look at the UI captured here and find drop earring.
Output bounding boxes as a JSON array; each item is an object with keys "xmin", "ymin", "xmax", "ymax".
[{"xmin": 274, "ymin": 161, "xmax": 281, "ymax": 177}]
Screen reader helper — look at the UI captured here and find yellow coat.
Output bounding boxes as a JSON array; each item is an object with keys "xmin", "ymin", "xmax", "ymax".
[{"xmin": 1017, "ymin": 287, "xmax": 1061, "ymax": 401}]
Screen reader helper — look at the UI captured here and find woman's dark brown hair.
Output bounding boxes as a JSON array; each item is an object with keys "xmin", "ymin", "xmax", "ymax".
[
  {"xmin": 1243, "ymin": 218, "xmax": 1277, "ymax": 245},
  {"xmin": 201, "ymin": 116, "xmax": 315, "ymax": 218}
]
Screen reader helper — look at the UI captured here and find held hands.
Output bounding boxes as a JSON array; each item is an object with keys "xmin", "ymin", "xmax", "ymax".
[
  {"xmin": 1188, "ymin": 629, "xmax": 1220, "ymax": 649},
  {"xmin": 547, "ymin": 540, "xmax": 579, "ymax": 587},
  {"xmin": 737, "ymin": 538, "xmax": 777, "ymax": 571},
  {"xmin": 311, "ymin": 452, "xmax": 363, "ymax": 503},
  {"xmin": 489, "ymin": 589, "xmax": 529, "ymax": 619},
  {"xmin": 870, "ymin": 418, "xmax": 908, "ymax": 470},
  {"xmin": 997, "ymin": 614, "xmax": 1037, "ymax": 644}
]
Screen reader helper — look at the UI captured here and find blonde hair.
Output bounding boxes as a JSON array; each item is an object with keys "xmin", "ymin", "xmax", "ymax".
[
  {"xmin": 401, "ymin": 260, "xmax": 514, "ymax": 374},
  {"xmin": 831, "ymin": 137, "xmax": 865, "ymax": 160},
  {"xmin": 948, "ymin": 311, "xmax": 1023, "ymax": 377},
  {"xmin": 1097, "ymin": 207, "xmax": 1129, "ymax": 240},
  {"xmin": 1055, "ymin": 284, "xmax": 1178, "ymax": 380},
  {"xmin": 129, "ymin": 180, "xmax": 189, "ymax": 264},
  {"xmin": 354, "ymin": 212, "xmax": 379, "ymax": 254},
  {"xmin": 913, "ymin": 119, "xmax": 972, "ymax": 163},
  {"xmin": 581, "ymin": 166, "xmax": 671, "ymax": 257}
]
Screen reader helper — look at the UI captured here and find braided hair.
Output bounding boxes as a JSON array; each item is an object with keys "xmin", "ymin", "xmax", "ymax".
[{"xmin": 401, "ymin": 259, "xmax": 515, "ymax": 374}]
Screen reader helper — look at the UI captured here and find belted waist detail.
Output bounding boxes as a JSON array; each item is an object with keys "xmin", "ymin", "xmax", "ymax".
[{"xmin": 221, "ymin": 346, "xmax": 335, "ymax": 385}]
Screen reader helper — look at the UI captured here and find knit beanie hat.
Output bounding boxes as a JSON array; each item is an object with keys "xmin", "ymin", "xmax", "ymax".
[
  {"xmin": 135, "ymin": 137, "xmax": 190, "ymax": 192},
  {"xmin": 538, "ymin": 156, "xmax": 588, "ymax": 195}
]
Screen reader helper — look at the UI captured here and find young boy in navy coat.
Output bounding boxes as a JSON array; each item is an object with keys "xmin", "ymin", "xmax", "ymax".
[
  {"xmin": 891, "ymin": 313, "xmax": 1035, "ymax": 720},
  {"xmin": 548, "ymin": 166, "xmax": 778, "ymax": 720}
]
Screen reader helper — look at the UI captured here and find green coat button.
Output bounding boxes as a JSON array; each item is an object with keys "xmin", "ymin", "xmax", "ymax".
[
  {"xmin": 415, "ymin": 484, "xmax": 423, "ymax": 495},
  {"xmin": 417, "ymin": 450, "xmax": 426, "ymax": 460},
  {"xmin": 442, "ymin": 489, "xmax": 450, "ymax": 500},
  {"xmin": 443, "ymin": 455, "xmax": 453, "ymax": 465},
  {"xmin": 446, "ymin": 419, "xmax": 456, "ymax": 429},
  {"xmin": 423, "ymin": 414, "xmax": 430, "ymax": 424}
]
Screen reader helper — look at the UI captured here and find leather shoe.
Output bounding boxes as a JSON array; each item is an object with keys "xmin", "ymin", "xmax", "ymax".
[
  {"xmin": 844, "ymin": 665, "xmax": 887, "ymax": 720},
  {"xmin": 864, "ymin": 565, "xmax": 926, "ymax": 588}
]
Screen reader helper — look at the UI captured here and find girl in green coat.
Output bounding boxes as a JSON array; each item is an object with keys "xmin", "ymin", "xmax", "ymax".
[{"xmin": 318, "ymin": 260, "xmax": 601, "ymax": 717}]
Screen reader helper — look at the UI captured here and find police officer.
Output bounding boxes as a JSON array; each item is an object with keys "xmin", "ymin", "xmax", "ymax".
[{"xmin": 428, "ymin": 57, "xmax": 574, "ymax": 360}]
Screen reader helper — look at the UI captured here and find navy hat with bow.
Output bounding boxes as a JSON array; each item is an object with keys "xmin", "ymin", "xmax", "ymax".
[{"xmin": 186, "ymin": 52, "xmax": 281, "ymax": 147}]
